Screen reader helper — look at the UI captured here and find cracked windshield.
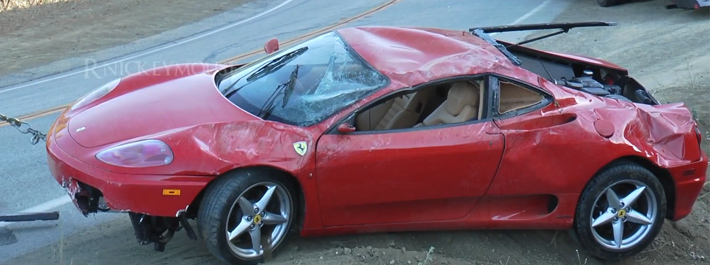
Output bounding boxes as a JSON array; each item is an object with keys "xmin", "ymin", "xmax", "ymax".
[{"xmin": 217, "ymin": 32, "xmax": 388, "ymax": 126}]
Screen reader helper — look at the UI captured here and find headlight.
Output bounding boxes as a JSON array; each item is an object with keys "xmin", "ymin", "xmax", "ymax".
[
  {"xmin": 71, "ymin": 78, "xmax": 121, "ymax": 110},
  {"xmin": 96, "ymin": 139, "xmax": 174, "ymax": 168}
]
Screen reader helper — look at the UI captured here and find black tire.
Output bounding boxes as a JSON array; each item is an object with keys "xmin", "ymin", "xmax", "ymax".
[
  {"xmin": 197, "ymin": 169, "xmax": 298, "ymax": 265},
  {"xmin": 596, "ymin": 0, "xmax": 620, "ymax": 7},
  {"xmin": 572, "ymin": 162, "xmax": 666, "ymax": 261}
]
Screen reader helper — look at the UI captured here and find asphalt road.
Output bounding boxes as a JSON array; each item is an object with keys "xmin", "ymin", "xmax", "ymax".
[{"xmin": 0, "ymin": 0, "xmax": 571, "ymax": 262}]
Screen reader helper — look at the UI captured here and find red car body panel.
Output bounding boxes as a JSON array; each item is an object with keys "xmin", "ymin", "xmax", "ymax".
[
  {"xmin": 315, "ymin": 121, "xmax": 505, "ymax": 227},
  {"xmin": 47, "ymin": 127, "xmax": 211, "ymax": 217},
  {"xmin": 48, "ymin": 63, "xmax": 328, "ymax": 226},
  {"xmin": 46, "ymin": 26, "xmax": 707, "ymax": 238},
  {"xmin": 337, "ymin": 27, "xmax": 537, "ymax": 90}
]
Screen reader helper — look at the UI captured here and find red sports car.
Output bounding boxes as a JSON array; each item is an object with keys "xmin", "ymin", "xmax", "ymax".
[{"xmin": 46, "ymin": 22, "xmax": 707, "ymax": 264}]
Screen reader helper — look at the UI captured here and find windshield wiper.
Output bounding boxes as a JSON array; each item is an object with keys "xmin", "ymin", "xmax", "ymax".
[
  {"xmin": 470, "ymin": 28, "xmax": 522, "ymax": 66},
  {"xmin": 257, "ymin": 64, "xmax": 300, "ymax": 120},
  {"xmin": 280, "ymin": 64, "xmax": 300, "ymax": 107},
  {"xmin": 247, "ymin": 47, "xmax": 308, "ymax": 82},
  {"xmin": 220, "ymin": 47, "xmax": 308, "ymax": 98}
]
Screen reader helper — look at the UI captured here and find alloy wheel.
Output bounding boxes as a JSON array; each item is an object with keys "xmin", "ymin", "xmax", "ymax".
[
  {"xmin": 589, "ymin": 179, "xmax": 657, "ymax": 250},
  {"xmin": 224, "ymin": 182, "xmax": 292, "ymax": 259}
]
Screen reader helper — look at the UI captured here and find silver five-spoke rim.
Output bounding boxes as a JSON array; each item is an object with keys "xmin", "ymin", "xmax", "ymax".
[
  {"xmin": 225, "ymin": 182, "xmax": 291, "ymax": 259},
  {"xmin": 590, "ymin": 179, "xmax": 657, "ymax": 251}
]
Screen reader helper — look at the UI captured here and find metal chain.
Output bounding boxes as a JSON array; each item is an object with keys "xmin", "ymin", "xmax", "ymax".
[{"xmin": 0, "ymin": 113, "xmax": 47, "ymax": 145}]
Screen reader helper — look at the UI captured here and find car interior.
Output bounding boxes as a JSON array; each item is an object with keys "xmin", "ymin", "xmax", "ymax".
[
  {"xmin": 353, "ymin": 77, "xmax": 546, "ymax": 132},
  {"xmin": 498, "ymin": 80, "xmax": 547, "ymax": 114}
]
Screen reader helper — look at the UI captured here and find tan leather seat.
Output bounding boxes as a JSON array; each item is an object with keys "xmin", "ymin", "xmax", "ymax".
[
  {"xmin": 416, "ymin": 81, "xmax": 480, "ymax": 127},
  {"xmin": 499, "ymin": 82, "xmax": 544, "ymax": 114},
  {"xmin": 384, "ymin": 89, "xmax": 434, "ymax": 130},
  {"xmin": 356, "ymin": 94, "xmax": 410, "ymax": 131}
]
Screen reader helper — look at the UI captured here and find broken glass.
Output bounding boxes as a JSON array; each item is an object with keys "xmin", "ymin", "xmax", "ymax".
[{"xmin": 217, "ymin": 32, "xmax": 389, "ymax": 127}]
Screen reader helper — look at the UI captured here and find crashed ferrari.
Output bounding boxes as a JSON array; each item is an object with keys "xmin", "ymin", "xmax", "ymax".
[{"xmin": 45, "ymin": 21, "xmax": 707, "ymax": 264}]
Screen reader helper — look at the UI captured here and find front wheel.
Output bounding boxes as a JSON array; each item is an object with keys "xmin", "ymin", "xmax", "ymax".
[
  {"xmin": 197, "ymin": 169, "xmax": 298, "ymax": 265},
  {"xmin": 572, "ymin": 162, "xmax": 666, "ymax": 260}
]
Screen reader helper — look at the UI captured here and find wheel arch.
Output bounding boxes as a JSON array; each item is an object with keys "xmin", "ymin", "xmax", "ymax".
[
  {"xmin": 185, "ymin": 165, "xmax": 307, "ymax": 231},
  {"xmin": 588, "ymin": 155, "xmax": 676, "ymax": 219}
]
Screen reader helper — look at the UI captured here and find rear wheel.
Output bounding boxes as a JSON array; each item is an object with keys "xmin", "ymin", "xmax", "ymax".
[
  {"xmin": 197, "ymin": 169, "xmax": 297, "ymax": 265},
  {"xmin": 572, "ymin": 162, "xmax": 666, "ymax": 260},
  {"xmin": 596, "ymin": 0, "xmax": 620, "ymax": 7}
]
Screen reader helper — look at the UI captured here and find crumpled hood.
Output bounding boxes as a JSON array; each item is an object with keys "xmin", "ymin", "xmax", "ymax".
[{"xmin": 67, "ymin": 63, "xmax": 257, "ymax": 148}]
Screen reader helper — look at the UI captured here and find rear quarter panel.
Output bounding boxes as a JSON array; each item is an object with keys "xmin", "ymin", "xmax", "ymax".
[{"xmin": 484, "ymin": 78, "xmax": 704, "ymax": 219}]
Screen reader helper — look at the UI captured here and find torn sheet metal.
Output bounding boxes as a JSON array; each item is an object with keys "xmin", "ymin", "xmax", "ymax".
[
  {"xmin": 337, "ymin": 26, "xmax": 525, "ymax": 87},
  {"xmin": 487, "ymin": 78, "xmax": 706, "ymax": 221}
]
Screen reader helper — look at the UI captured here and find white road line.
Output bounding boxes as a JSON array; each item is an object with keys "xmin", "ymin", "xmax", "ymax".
[
  {"xmin": 491, "ymin": 0, "xmax": 554, "ymax": 36},
  {"xmin": 511, "ymin": 0, "xmax": 553, "ymax": 25},
  {"xmin": 0, "ymin": 196, "xmax": 71, "ymax": 228},
  {"xmin": 0, "ymin": 0, "xmax": 296, "ymax": 95}
]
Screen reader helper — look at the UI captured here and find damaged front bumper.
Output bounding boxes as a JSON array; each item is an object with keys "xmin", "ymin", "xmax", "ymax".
[
  {"xmin": 45, "ymin": 117, "xmax": 210, "ymax": 251},
  {"xmin": 45, "ymin": 123, "xmax": 212, "ymax": 218}
]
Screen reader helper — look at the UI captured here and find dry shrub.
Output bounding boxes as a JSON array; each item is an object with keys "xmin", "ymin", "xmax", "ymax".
[{"xmin": 0, "ymin": 0, "xmax": 76, "ymax": 12}]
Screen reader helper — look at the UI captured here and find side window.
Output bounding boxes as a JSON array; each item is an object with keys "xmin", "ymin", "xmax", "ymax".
[
  {"xmin": 496, "ymin": 79, "xmax": 546, "ymax": 115},
  {"xmin": 353, "ymin": 77, "xmax": 487, "ymax": 132}
]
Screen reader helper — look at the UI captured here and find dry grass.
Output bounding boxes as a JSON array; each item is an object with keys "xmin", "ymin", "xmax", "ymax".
[{"xmin": 0, "ymin": 0, "xmax": 76, "ymax": 12}]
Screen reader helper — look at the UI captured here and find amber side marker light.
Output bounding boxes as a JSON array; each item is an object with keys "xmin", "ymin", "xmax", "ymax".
[
  {"xmin": 682, "ymin": 169, "xmax": 696, "ymax": 177},
  {"xmin": 162, "ymin": 189, "xmax": 181, "ymax": 196}
]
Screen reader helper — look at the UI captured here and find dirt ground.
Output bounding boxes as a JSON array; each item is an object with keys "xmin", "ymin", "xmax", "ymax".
[
  {"xmin": 0, "ymin": 0, "xmax": 250, "ymax": 77},
  {"xmin": 4, "ymin": 0, "xmax": 710, "ymax": 264}
]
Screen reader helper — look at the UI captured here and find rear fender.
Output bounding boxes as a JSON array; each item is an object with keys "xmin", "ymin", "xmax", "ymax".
[{"xmin": 600, "ymin": 102, "xmax": 703, "ymax": 164}]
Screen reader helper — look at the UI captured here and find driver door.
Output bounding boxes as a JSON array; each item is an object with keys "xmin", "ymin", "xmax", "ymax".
[{"xmin": 314, "ymin": 78, "xmax": 506, "ymax": 227}]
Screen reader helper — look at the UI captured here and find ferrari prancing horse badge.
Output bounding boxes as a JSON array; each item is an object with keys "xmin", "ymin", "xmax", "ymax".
[{"xmin": 293, "ymin": 141, "xmax": 308, "ymax": 156}]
